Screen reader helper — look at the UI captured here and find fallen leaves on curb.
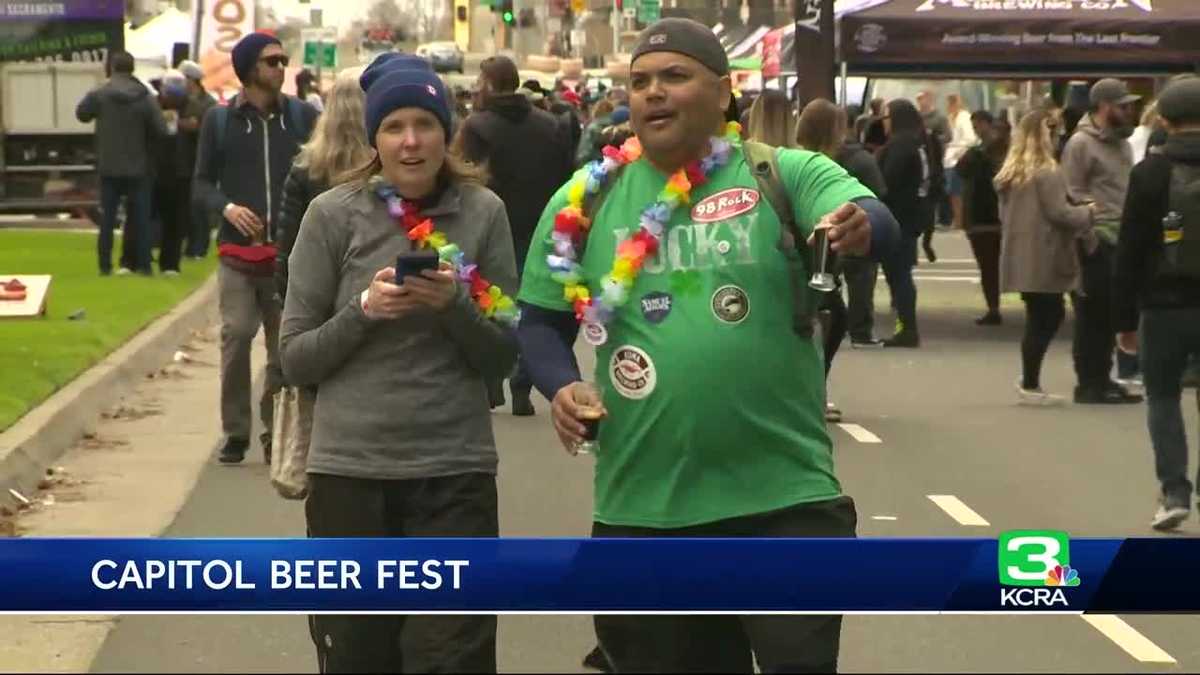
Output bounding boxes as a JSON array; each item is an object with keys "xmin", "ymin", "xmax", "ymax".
[
  {"xmin": 79, "ymin": 431, "xmax": 130, "ymax": 451},
  {"xmin": 100, "ymin": 403, "xmax": 163, "ymax": 421}
]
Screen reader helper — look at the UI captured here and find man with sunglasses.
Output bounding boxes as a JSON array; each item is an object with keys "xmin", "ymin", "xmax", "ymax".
[{"xmin": 194, "ymin": 32, "xmax": 319, "ymax": 465}]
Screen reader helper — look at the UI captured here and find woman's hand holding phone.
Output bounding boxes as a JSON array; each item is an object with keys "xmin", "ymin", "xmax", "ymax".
[{"xmin": 364, "ymin": 267, "xmax": 420, "ymax": 320}]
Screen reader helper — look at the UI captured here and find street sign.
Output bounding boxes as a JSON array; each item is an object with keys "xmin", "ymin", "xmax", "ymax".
[
  {"xmin": 623, "ymin": 5, "xmax": 636, "ymax": 18},
  {"xmin": 303, "ymin": 41, "xmax": 336, "ymax": 69},
  {"xmin": 636, "ymin": 0, "xmax": 660, "ymax": 23}
]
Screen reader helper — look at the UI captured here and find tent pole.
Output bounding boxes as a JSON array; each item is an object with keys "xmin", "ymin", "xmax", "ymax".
[{"xmin": 840, "ymin": 61, "xmax": 848, "ymax": 106}]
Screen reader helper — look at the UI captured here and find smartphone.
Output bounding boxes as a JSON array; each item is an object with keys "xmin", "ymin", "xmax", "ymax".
[{"xmin": 395, "ymin": 250, "xmax": 440, "ymax": 285}]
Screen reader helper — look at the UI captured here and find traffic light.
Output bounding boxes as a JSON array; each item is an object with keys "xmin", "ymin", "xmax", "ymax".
[{"xmin": 500, "ymin": 0, "xmax": 515, "ymax": 25}]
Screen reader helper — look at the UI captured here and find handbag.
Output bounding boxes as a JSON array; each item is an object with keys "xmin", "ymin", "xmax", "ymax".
[{"xmin": 270, "ymin": 386, "xmax": 314, "ymax": 499}]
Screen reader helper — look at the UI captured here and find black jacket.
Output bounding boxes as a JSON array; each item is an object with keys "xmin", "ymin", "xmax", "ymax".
[
  {"xmin": 75, "ymin": 74, "xmax": 168, "ymax": 178},
  {"xmin": 879, "ymin": 132, "xmax": 944, "ymax": 235},
  {"xmin": 274, "ymin": 165, "xmax": 328, "ymax": 299},
  {"xmin": 836, "ymin": 142, "xmax": 887, "ymax": 199},
  {"xmin": 956, "ymin": 142, "xmax": 1004, "ymax": 231},
  {"xmin": 176, "ymin": 90, "xmax": 216, "ymax": 179},
  {"xmin": 192, "ymin": 94, "xmax": 319, "ymax": 247},
  {"xmin": 1113, "ymin": 131, "xmax": 1200, "ymax": 332},
  {"xmin": 460, "ymin": 93, "xmax": 574, "ymax": 269}
]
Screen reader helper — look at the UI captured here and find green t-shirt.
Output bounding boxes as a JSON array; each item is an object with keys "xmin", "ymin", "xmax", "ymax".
[{"xmin": 519, "ymin": 142, "xmax": 874, "ymax": 528}]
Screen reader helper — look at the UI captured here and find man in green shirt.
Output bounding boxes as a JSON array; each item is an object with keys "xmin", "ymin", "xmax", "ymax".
[{"xmin": 517, "ymin": 17, "xmax": 897, "ymax": 672}]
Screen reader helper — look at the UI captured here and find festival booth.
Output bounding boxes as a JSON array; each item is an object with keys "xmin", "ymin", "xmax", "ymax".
[
  {"xmin": 124, "ymin": 6, "xmax": 193, "ymax": 83},
  {"xmin": 839, "ymin": 0, "xmax": 1200, "ymax": 78}
]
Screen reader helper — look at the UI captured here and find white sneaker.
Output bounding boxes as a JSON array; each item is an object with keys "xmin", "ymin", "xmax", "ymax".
[
  {"xmin": 163, "ymin": 270, "xmax": 180, "ymax": 277},
  {"xmin": 1016, "ymin": 384, "xmax": 1066, "ymax": 407},
  {"xmin": 1116, "ymin": 377, "xmax": 1145, "ymax": 397},
  {"xmin": 825, "ymin": 401, "xmax": 843, "ymax": 423},
  {"xmin": 115, "ymin": 267, "xmax": 132, "ymax": 276},
  {"xmin": 1151, "ymin": 503, "xmax": 1190, "ymax": 531}
]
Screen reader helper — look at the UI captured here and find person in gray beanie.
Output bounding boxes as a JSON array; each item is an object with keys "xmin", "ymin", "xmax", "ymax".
[
  {"xmin": 1113, "ymin": 74, "xmax": 1200, "ymax": 531},
  {"xmin": 280, "ymin": 58, "xmax": 518, "ymax": 673},
  {"xmin": 515, "ymin": 16, "xmax": 899, "ymax": 673},
  {"xmin": 175, "ymin": 59, "xmax": 216, "ymax": 258}
]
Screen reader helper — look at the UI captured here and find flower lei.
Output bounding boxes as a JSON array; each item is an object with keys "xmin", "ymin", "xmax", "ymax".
[
  {"xmin": 374, "ymin": 180, "xmax": 520, "ymax": 327},
  {"xmin": 548, "ymin": 122, "xmax": 741, "ymax": 328}
]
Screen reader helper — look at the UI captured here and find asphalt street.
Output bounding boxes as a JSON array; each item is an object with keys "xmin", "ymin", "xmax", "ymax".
[{"xmin": 90, "ymin": 233, "xmax": 1200, "ymax": 673}]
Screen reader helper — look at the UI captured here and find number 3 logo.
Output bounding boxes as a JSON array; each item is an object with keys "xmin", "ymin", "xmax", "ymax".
[{"xmin": 998, "ymin": 531, "xmax": 1071, "ymax": 587}]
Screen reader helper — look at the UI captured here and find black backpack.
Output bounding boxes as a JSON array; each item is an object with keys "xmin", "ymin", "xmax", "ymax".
[{"xmin": 1158, "ymin": 163, "xmax": 1200, "ymax": 281}]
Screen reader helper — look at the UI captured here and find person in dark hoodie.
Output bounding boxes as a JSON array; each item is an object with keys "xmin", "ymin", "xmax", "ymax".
[
  {"xmin": 458, "ymin": 55, "xmax": 574, "ymax": 416},
  {"xmin": 76, "ymin": 50, "xmax": 168, "ymax": 276},
  {"xmin": 1113, "ymin": 76, "xmax": 1200, "ymax": 531},
  {"xmin": 193, "ymin": 32, "xmax": 319, "ymax": 465}
]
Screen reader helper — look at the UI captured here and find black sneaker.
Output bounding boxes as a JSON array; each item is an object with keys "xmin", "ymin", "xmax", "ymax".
[
  {"xmin": 218, "ymin": 438, "xmax": 249, "ymax": 464},
  {"xmin": 582, "ymin": 645, "xmax": 611, "ymax": 672},
  {"xmin": 1073, "ymin": 384, "xmax": 1143, "ymax": 405},
  {"xmin": 850, "ymin": 337, "xmax": 885, "ymax": 349},
  {"xmin": 883, "ymin": 330, "xmax": 920, "ymax": 348},
  {"xmin": 487, "ymin": 379, "xmax": 506, "ymax": 410},
  {"xmin": 975, "ymin": 311, "xmax": 1002, "ymax": 326},
  {"xmin": 511, "ymin": 388, "xmax": 535, "ymax": 417}
]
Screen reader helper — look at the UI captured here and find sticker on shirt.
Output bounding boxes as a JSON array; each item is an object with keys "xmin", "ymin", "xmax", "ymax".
[
  {"xmin": 640, "ymin": 291, "xmax": 673, "ymax": 324},
  {"xmin": 691, "ymin": 188, "xmax": 760, "ymax": 224},
  {"xmin": 610, "ymin": 346, "xmax": 656, "ymax": 400},
  {"xmin": 583, "ymin": 321, "xmax": 608, "ymax": 346},
  {"xmin": 711, "ymin": 285, "xmax": 750, "ymax": 324}
]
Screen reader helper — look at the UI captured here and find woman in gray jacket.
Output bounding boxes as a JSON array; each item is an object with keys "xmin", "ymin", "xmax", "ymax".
[
  {"xmin": 997, "ymin": 109, "xmax": 1096, "ymax": 406},
  {"xmin": 280, "ymin": 64, "xmax": 518, "ymax": 672}
]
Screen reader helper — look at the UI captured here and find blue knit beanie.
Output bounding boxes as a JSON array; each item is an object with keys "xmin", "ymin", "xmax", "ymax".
[
  {"xmin": 231, "ymin": 32, "xmax": 282, "ymax": 85},
  {"xmin": 364, "ymin": 68, "xmax": 452, "ymax": 146},
  {"xmin": 359, "ymin": 52, "xmax": 433, "ymax": 92}
]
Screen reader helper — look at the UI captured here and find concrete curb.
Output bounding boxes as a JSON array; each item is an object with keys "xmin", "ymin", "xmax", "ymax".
[{"xmin": 0, "ymin": 274, "xmax": 219, "ymax": 503}]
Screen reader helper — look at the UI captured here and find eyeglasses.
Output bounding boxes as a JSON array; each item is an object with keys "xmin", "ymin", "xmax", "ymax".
[{"xmin": 259, "ymin": 55, "xmax": 289, "ymax": 69}]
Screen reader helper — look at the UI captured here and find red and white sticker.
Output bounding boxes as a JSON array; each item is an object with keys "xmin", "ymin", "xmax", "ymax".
[
  {"xmin": 609, "ymin": 346, "xmax": 656, "ymax": 400},
  {"xmin": 691, "ymin": 188, "xmax": 760, "ymax": 223}
]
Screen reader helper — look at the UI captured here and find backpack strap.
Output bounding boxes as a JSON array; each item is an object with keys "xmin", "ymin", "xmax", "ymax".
[{"xmin": 742, "ymin": 140, "xmax": 819, "ymax": 339}]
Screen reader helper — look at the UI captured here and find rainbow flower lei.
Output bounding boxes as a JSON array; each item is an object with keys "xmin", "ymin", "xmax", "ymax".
[
  {"xmin": 374, "ymin": 181, "xmax": 520, "ymax": 327},
  {"xmin": 548, "ymin": 122, "xmax": 741, "ymax": 328}
]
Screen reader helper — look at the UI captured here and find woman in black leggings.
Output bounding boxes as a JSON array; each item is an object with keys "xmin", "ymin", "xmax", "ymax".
[{"xmin": 996, "ymin": 110, "xmax": 1096, "ymax": 404}]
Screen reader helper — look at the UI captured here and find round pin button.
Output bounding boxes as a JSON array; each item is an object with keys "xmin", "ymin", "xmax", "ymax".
[{"xmin": 717, "ymin": 240, "xmax": 732, "ymax": 255}]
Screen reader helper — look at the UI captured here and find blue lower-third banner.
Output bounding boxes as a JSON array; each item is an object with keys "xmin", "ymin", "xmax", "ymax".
[{"xmin": 0, "ymin": 533, "xmax": 1193, "ymax": 612}]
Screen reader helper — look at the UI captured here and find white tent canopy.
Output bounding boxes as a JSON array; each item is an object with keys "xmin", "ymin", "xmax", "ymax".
[{"xmin": 124, "ymin": 6, "xmax": 192, "ymax": 78}]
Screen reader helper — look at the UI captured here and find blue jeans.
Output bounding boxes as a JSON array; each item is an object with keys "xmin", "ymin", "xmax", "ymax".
[
  {"xmin": 1141, "ymin": 307, "xmax": 1200, "ymax": 504},
  {"xmin": 881, "ymin": 231, "xmax": 918, "ymax": 332},
  {"xmin": 99, "ymin": 176, "xmax": 152, "ymax": 273}
]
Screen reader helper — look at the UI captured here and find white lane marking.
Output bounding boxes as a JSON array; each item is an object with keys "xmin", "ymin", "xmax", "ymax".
[
  {"xmin": 837, "ymin": 423, "xmax": 882, "ymax": 444},
  {"xmin": 912, "ymin": 276, "xmax": 981, "ymax": 283},
  {"xmin": 927, "ymin": 495, "xmax": 990, "ymax": 526},
  {"xmin": 1080, "ymin": 615, "xmax": 1177, "ymax": 664},
  {"xmin": 870, "ymin": 516, "xmax": 898, "ymax": 521}
]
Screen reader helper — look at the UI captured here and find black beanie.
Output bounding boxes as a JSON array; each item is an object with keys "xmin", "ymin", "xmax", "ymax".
[
  {"xmin": 631, "ymin": 18, "xmax": 729, "ymax": 77},
  {"xmin": 232, "ymin": 32, "xmax": 282, "ymax": 85}
]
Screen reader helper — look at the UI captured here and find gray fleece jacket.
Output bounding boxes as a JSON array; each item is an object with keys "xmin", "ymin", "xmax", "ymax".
[
  {"xmin": 280, "ymin": 179, "xmax": 519, "ymax": 480},
  {"xmin": 75, "ymin": 74, "xmax": 168, "ymax": 178},
  {"xmin": 1061, "ymin": 114, "xmax": 1133, "ymax": 243}
]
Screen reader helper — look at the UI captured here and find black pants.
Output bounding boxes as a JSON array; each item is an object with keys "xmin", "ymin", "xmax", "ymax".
[
  {"xmin": 841, "ymin": 257, "xmax": 877, "ymax": 341},
  {"xmin": 1072, "ymin": 241, "xmax": 1116, "ymax": 390},
  {"xmin": 592, "ymin": 497, "xmax": 857, "ymax": 674},
  {"xmin": 967, "ymin": 230, "xmax": 1001, "ymax": 313},
  {"xmin": 820, "ymin": 291, "xmax": 848, "ymax": 378},
  {"xmin": 154, "ymin": 178, "xmax": 189, "ymax": 272},
  {"xmin": 305, "ymin": 472, "xmax": 499, "ymax": 674},
  {"xmin": 1021, "ymin": 293, "xmax": 1066, "ymax": 390}
]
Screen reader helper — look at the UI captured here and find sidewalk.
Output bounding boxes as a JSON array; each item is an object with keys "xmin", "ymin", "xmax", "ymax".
[{"xmin": 0, "ymin": 324, "xmax": 270, "ymax": 672}]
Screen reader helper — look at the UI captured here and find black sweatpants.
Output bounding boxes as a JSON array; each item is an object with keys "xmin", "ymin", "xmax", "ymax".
[
  {"xmin": 154, "ymin": 178, "xmax": 189, "ymax": 273},
  {"xmin": 592, "ymin": 497, "xmax": 858, "ymax": 674},
  {"xmin": 820, "ymin": 291, "xmax": 848, "ymax": 378},
  {"xmin": 1021, "ymin": 292, "xmax": 1066, "ymax": 390},
  {"xmin": 1072, "ymin": 241, "xmax": 1116, "ymax": 390},
  {"xmin": 305, "ymin": 472, "xmax": 499, "ymax": 674},
  {"xmin": 967, "ymin": 230, "xmax": 1001, "ymax": 313}
]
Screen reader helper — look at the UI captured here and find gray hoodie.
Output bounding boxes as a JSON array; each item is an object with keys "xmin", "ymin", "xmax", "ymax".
[
  {"xmin": 76, "ymin": 74, "xmax": 168, "ymax": 178},
  {"xmin": 1060, "ymin": 114, "xmax": 1133, "ymax": 243},
  {"xmin": 280, "ymin": 179, "xmax": 519, "ymax": 481}
]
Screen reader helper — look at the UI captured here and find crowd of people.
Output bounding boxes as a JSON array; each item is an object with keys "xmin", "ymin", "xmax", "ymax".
[{"xmin": 71, "ymin": 17, "xmax": 1200, "ymax": 672}]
